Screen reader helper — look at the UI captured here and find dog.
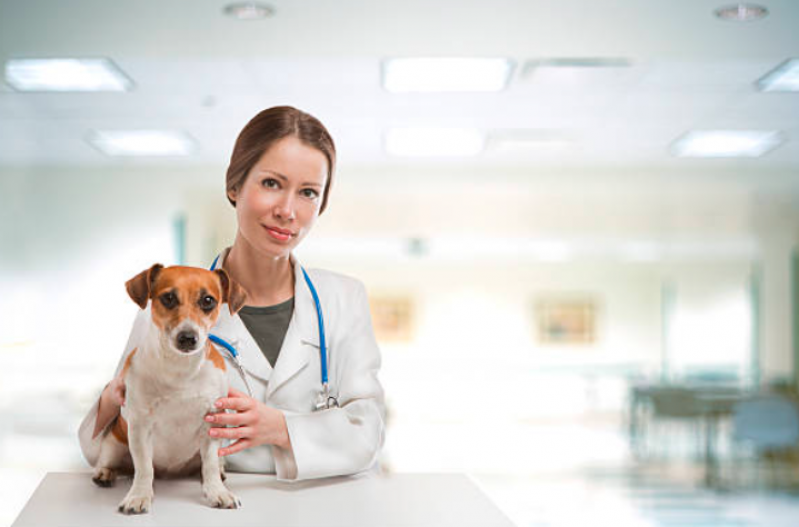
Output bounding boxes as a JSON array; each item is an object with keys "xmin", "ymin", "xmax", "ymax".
[{"xmin": 91, "ymin": 263, "xmax": 247, "ymax": 514}]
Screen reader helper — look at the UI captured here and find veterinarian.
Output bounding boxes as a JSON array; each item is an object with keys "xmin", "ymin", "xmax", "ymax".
[{"xmin": 79, "ymin": 106, "xmax": 386, "ymax": 481}]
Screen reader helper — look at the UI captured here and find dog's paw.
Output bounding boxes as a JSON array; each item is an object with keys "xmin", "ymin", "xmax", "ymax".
[
  {"xmin": 204, "ymin": 484, "xmax": 241, "ymax": 509},
  {"xmin": 118, "ymin": 492, "xmax": 153, "ymax": 515},
  {"xmin": 92, "ymin": 467, "xmax": 117, "ymax": 487}
]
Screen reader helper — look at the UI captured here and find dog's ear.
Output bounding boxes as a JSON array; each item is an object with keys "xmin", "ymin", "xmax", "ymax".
[
  {"xmin": 214, "ymin": 268, "xmax": 248, "ymax": 315},
  {"xmin": 125, "ymin": 264, "xmax": 164, "ymax": 309}
]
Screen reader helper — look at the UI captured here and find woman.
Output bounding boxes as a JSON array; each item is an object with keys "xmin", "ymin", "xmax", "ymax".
[{"xmin": 78, "ymin": 106, "xmax": 386, "ymax": 481}]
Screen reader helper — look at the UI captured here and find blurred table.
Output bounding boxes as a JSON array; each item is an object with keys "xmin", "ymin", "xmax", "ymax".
[
  {"xmin": 12, "ymin": 471, "xmax": 516, "ymax": 527},
  {"xmin": 628, "ymin": 383, "xmax": 747, "ymax": 487}
]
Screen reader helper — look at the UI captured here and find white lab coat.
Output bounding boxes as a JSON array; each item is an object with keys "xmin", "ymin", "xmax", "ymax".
[{"xmin": 78, "ymin": 249, "xmax": 386, "ymax": 482}]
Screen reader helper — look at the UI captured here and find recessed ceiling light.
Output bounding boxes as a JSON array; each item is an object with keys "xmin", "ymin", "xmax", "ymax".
[
  {"xmin": 670, "ymin": 130, "xmax": 784, "ymax": 158},
  {"xmin": 4, "ymin": 58, "xmax": 132, "ymax": 92},
  {"xmin": 756, "ymin": 59, "xmax": 799, "ymax": 92},
  {"xmin": 382, "ymin": 58, "xmax": 514, "ymax": 93},
  {"xmin": 488, "ymin": 131, "xmax": 578, "ymax": 154},
  {"xmin": 531, "ymin": 241, "xmax": 574, "ymax": 262},
  {"xmin": 522, "ymin": 57, "xmax": 631, "ymax": 77},
  {"xmin": 714, "ymin": 3, "xmax": 768, "ymax": 22},
  {"xmin": 223, "ymin": 2, "xmax": 274, "ymax": 20},
  {"xmin": 384, "ymin": 127, "xmax": 484, "ymax": 157},
  {"xmin": 519, "ymin": 58, "xmax": 632, "ymax": 87},
  {"xmin": 618, "ymin": 241, "xmax": 663, "ymax": 262},
  {"xmin": 87, "ymin": 130, "xmax": 197, "ymax": 157}
]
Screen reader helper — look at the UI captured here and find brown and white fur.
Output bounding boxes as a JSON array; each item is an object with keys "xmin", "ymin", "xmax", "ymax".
[{"xmin": 92, "ymin": 264, "xmax": 247, "ymax": 514}]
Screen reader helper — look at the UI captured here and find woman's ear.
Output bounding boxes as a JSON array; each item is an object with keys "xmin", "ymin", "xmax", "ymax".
[{"xmin": 227, "ymin": 187, "xmax": 238, "ymax": 205}]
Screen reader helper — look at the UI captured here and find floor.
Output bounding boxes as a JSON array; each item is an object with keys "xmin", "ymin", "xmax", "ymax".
[{"xmin": 474, "ymin": 461, "xmax": 799, "ymax": 527}]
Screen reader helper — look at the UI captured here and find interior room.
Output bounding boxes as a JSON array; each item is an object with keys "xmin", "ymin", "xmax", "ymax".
[{"xmin": 2, "ymin": 1, "xmax": 799, "ymax": 526}]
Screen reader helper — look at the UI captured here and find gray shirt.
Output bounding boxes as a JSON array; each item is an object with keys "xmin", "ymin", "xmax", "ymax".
[{"xmin": 237, "ymin": 297, "xmax": 295, "ymax": 368}]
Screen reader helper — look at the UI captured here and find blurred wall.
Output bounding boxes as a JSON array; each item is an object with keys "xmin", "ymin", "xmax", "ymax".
[{"xmin": 2, "ymin": 163, "xmax": 797, "ymax": 407}]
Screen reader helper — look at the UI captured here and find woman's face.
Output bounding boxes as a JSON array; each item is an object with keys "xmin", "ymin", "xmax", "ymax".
[{"xmin": 228, "ymin": 135, "xmax": 328, "ymax": 260}]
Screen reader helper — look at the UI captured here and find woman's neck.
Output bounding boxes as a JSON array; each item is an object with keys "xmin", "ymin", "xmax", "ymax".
[{"xmin": 223, "ymin": 235, "xmax": 295, "ymax": 307}]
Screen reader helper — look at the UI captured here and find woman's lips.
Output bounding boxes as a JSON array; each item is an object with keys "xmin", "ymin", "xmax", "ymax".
[{"xmin": 263, "ymin": 225, "xmax": 293, "ymax": 242}]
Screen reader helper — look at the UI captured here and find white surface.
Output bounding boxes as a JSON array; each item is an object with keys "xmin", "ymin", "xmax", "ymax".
[{"xmin": 11, "ymin": 472, "xmax": 516, "ymax": 527}]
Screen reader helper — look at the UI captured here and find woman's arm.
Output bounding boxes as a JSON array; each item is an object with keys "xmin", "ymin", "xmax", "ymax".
[{"xmin": 278, "ymin": 279, "xmax": 386, "ymax": 480}]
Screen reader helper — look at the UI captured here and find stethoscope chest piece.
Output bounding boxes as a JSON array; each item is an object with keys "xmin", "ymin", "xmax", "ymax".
[{"xmin": 315, "ymin": 383, "xmax": 339, "ymax": 411}]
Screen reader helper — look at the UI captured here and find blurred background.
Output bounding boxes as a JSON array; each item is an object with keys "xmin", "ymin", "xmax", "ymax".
[{"xmin": 2, "ymin": 1, "xmax": 799, "ymax": 525}]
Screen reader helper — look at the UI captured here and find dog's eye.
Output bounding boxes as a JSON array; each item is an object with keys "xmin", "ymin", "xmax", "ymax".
[
  {"xmin": 199, "ymin": 295, "xmax": 217, "ymax": 312},
  {"xmin": 159, "ymin": 292, "xmax": 178, "ymax": 309}
]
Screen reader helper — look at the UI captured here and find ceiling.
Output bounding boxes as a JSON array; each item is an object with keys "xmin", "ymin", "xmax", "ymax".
[{"xmin": 0, "ymin": 0, "xmax": 798, "ymax": 170}]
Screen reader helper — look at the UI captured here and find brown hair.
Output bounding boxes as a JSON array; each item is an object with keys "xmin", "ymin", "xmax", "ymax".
[{"xmin": 225, "ymin": 106, "xmax": 336, "ymax": 214}]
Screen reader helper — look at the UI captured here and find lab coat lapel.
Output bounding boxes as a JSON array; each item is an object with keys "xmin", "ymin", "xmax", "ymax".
[
  {"xmin": 212, "ymin": 307, "xmax": 272, "ymax": 383},
  {"xmin": 265, "ymin": 256, "xmax": 318, "ymax": 400}
]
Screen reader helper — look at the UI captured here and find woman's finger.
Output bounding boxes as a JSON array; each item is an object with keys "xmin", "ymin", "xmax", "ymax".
[
  {"xmin": 219, "ymin": 438, "xmax": 252, "ymax": 457},
  {"xmin": 206, "ymin": 410, "xmax": 249, "ymax": 426},
  {"xmin": 227, "ymin": 387, "xmax": 249, "ymax": 399},
  {"xmin": 214, "ymin": 396, "xmax": 251, "ymax": 412},
  {"xmin": 209, "ymin": 426, "xmax": 253, "ymax": 440}
]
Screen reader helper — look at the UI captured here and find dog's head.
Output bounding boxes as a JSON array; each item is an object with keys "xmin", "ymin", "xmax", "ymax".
[{"xmin": 125, "ymin": 264, "xmax": 247, "ymax": 354}]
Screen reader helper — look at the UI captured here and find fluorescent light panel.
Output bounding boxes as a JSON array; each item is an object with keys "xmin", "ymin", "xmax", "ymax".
[
  {"xmin": 618, "ymin": 241, "xmax": 663, "ymax": 262},
  {"xmin": 88, "ymin": 130, "xmax": 196, "ymax": 157},
  {"xmin": 5, "ymin": 58, "xmax": 132, "ymax": 92},
  {"xmin": 757, "ymin": 58, "xmax": 799, "ymax": 92},
  {"xmin": 385, "ymin": 127, "xmax": 484, "ymax": 157},
  {"xmin": 223, "ymin": 2, "xmax": 274, "ymax": 20},
  {"xmin": 521, "ymin": 58, "xmax": 630, "ymax": 81},
  {"xmin": 382, "ymin": 57, "xmax": 514, "ymax": 93},
  {"xmin": 488, "ymin": 131, "xmax": 577, "ymax": 154},
  {"xmin": 670, "ymin": 130, "xmax": 783, "ymax": 158},
  {"xmin": 714, "ymin": 3, "xmax": 769, "ymax": 22}
]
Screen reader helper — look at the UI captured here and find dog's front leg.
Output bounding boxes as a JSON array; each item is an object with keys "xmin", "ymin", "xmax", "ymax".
[
  {"xmin": 118, "ymin": 418, "xmax": 155, "ymax": 514},
  {"xmin": 200, "ymin": 422, "xmax": 241, "ymax": 509}
]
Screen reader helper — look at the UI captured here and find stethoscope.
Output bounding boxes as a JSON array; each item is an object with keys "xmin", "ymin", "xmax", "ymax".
[{"xmin": 207, "ymin": 254, "xmax": 339, "ymax": 411}]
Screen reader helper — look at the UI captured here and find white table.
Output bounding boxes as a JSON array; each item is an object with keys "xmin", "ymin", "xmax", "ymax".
[{"xmin": 12, "ymin": 472, "xmax": 516, "ymax": 527}]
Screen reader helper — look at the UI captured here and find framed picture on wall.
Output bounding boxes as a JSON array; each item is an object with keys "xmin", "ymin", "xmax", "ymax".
[
  {"xmin": 368, "ymin": 295, "xmax": 414, "ymax": 343},
  {"xmin": 535, "ymin": 298, "xmax": 597, "ymax": 345}
]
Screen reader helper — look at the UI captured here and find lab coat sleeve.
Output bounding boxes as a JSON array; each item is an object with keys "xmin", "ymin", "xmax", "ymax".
[
  {"xmin": 277, "ymin": 280, "xmax": 386, "ymax": 481},
  {"xmin": 77, "ymin": 308, "xmax": 148, "ymax": 467}
]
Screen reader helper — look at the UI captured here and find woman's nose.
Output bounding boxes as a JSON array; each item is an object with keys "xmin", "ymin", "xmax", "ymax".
[{"xmin": 274, "ymin": 195, "xmax": 296, "ymax": 220}]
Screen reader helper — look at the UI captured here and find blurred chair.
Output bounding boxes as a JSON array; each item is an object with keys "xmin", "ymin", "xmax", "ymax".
[
  {"xmin": 643, "ymin": 387, "xmax": 705, "ymax": 460},
  {"xmin": 728, "ymin": 394, "xmax": 799, "ymax": 489}
]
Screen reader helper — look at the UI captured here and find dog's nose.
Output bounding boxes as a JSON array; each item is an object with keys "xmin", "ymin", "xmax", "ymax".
[{"xmin": 176, "ymin": 331, "xmax": 199, "ymax": 352}]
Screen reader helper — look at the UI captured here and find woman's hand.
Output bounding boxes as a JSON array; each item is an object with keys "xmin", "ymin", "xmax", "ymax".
[
  {"xmin": 205, "ymin": 388, "xmax": 292, "ymax": 457},
  {"xmin": 106, "ymin": 373, "xmax": 127, "ymax": 408},
  {"xmin": 92, "ymin": 373, "xmax": 127, "ymax": 439}
]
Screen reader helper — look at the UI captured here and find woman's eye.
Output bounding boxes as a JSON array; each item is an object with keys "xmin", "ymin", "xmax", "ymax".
[
  {"xmin": 262, "ymin": 178, "xmax": 279, "ymax": 189},
  {"xmin": 301, "ymin": 188, "xmax": 319, "ymax": 199}
]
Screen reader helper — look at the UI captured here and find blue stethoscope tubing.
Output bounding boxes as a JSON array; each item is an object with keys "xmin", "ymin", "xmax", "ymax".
[{"xmin": 208, "ymin": 254, "xmax": 336, "ymax": 410}]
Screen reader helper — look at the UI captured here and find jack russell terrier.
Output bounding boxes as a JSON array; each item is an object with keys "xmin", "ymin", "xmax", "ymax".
[{"xmin": 92, "ymin": 263, "xmax": 247, "ymax": 514}]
